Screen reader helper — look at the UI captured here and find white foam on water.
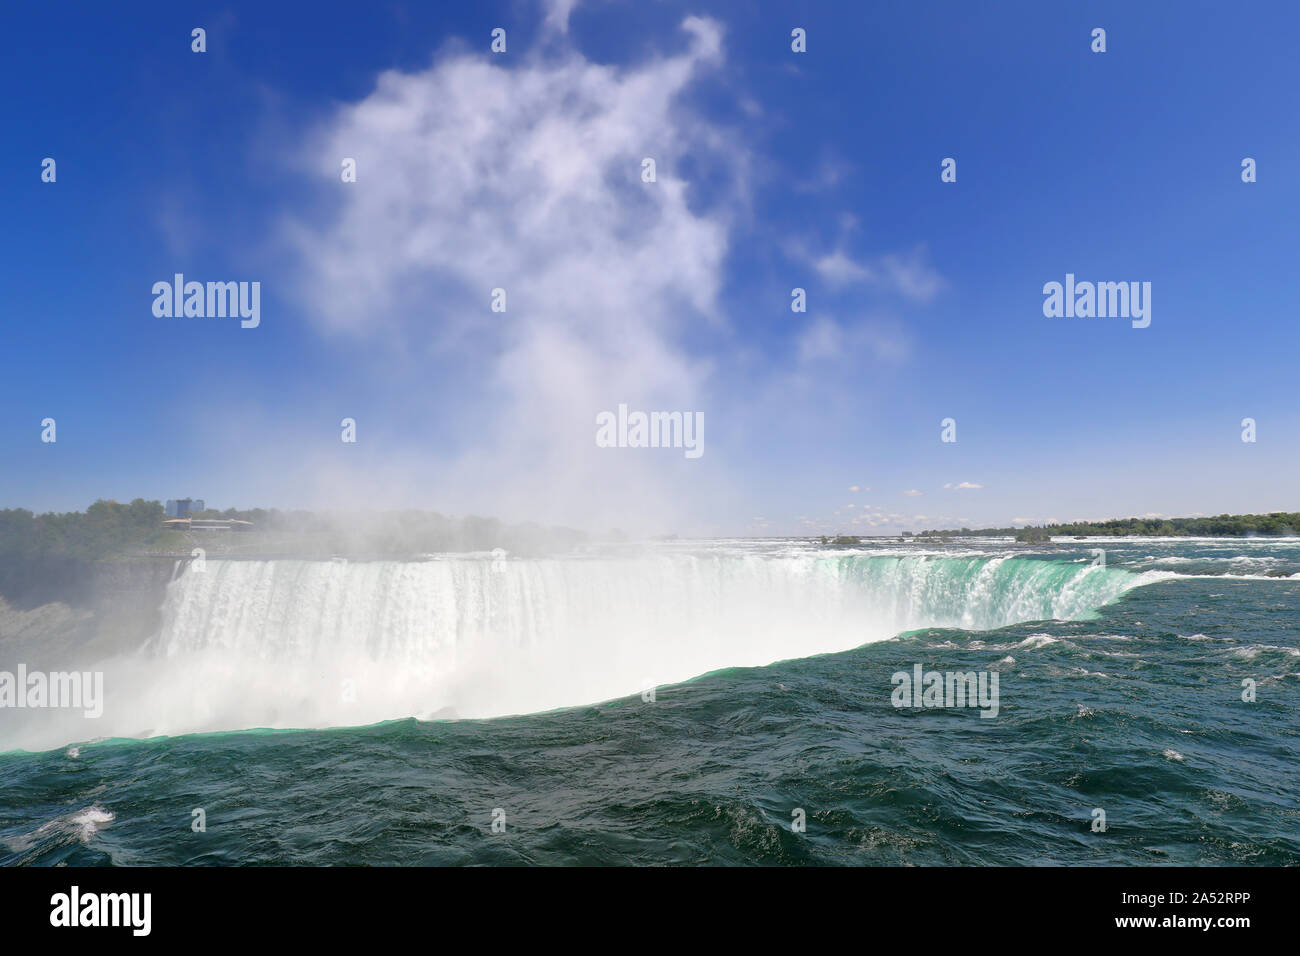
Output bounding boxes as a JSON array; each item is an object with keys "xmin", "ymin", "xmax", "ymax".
[
  {"xmin": 1231, "ymin": 644, "xmax": 1300, "ymax": 660},
  {"xmin": 3, "ymin": 804, "xmax": 114, "ymax": 853}
]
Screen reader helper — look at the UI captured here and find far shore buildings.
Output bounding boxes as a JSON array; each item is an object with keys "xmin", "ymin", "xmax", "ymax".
[
  {"xmin": 163, "ymin": 497, "xmax": 253, "ymax": 532},
  {"xmin": 165, "ymin": 498, "xmax": 204, "ymax": 518}
]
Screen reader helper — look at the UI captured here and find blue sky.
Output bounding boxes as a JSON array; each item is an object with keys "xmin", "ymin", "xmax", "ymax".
[{"xmin": 2, "ymin": 0, "xmax": 1298, "ymax": 536}]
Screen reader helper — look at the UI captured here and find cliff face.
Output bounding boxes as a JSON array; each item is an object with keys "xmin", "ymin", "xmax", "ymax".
[
  {"xmin": 86, "ymin": 558, "xmax": 181, "ymax": 655},
  {"xmin": 0, "ymin": 598, "xmax": 92, "ymax": 658},
  {"xmin": 89, "ymin": 557, "xmax": 179, "ymax": 605},
  {"xmin": 0, "ymin": 557, "xmax": 180, "ymax": 666}
]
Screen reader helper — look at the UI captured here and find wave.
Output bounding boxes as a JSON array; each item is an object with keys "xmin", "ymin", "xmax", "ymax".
[
  {"xmin": 1, "ymin": 554, "xmax": 1146, "ymax": 751},
  {"xmin": 2, "ymin": 805, "xmax": 113, "ymax": 855}
]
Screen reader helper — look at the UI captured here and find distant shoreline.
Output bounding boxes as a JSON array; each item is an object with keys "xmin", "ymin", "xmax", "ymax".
[{"xmin": 907, "ymin": 513, "xmax": 1300, "ymax": 543}]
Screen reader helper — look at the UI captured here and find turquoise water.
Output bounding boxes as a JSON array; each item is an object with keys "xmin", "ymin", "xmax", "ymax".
[{"xmin": 2, "ymin": 539, "xmax": 1298, "ymax": 865}]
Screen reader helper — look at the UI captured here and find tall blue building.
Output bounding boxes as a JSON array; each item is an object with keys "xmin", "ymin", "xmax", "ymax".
[{"xmin": 165, "ymin": 498, "xmax": 205, "ymax": 518}]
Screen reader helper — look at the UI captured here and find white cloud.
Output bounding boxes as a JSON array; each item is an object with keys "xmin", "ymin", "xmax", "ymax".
[
  {"xmin": 902, "ymin": 489, "xmax": 923, "ymax": 497},
  {"xmin": 794, "ymin": 153, "xmax": 853, "ymax": 193},
  {"xmin": 814, "ymin": 249, "xmax": 872, "ymax": 285},
  {"xmin": 796, "ymin": 315, "xmax": 909, "ymax": 365},
  {"xmin": 793, "ymin": 241, "xmax": 945, "ymax": 303},
  {"xmin": 278, "ymin": 16, "xmax": 743, "ymax": 531},
  {"xmin": 542, "ymin": 0, "xmax": 580, "ymax": 34},
  {"xmin": 943, "ymin": 482, "xmax": 983, "ymax": 490},
  {"xmin": 876, "ymin": 246, "xmax": 946, "ymax": 302}
]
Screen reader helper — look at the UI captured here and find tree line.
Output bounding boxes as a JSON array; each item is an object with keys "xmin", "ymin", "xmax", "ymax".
[{"xmin": 911, "ymin": 513, "xmax": 1300, "ymax": 540}]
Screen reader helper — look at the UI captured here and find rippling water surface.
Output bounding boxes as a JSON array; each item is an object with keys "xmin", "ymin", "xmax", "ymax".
[{"xmin": 2, "ymin": 538, "xmax": 1297, "ymax": 865}]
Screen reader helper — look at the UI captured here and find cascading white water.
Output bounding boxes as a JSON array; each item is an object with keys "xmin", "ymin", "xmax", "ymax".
[{"xmin": 1, "ymin": 553, "xmax": 1144, "ymax": 751}]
